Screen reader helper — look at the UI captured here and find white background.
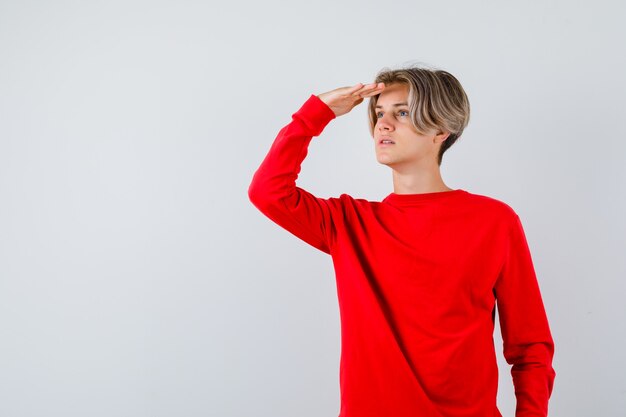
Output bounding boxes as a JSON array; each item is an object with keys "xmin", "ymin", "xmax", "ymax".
[{"xmin": 1, "ymin": 0, "xmax": 625, "ymax": 416}]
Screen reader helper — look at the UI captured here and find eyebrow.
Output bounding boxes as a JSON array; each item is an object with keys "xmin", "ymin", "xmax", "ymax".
[{"xmin": 375, "ymin": 102, "xmax": 408, "ymax": 108}]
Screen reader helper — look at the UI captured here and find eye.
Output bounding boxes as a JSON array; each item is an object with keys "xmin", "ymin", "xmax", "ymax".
[{"xmin": 376, "ymin": 110, "xmax": 409, "ymax": 119}]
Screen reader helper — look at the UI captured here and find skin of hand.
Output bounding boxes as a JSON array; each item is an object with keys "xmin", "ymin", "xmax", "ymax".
[{"xmin": 317, "ymin": 82, "xmax": 386, "ymax": 117}]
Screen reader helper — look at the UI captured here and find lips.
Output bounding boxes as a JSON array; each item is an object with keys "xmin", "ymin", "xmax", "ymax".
[{"xmin": 379, "ymin": 137, "xmax": 395, "ymax": 144}]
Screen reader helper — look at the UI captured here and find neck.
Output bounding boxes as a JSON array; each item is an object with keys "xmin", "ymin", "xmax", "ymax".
[{"xmin": 391, "ymin": 161, "xmax": 452, "ymax": 194}]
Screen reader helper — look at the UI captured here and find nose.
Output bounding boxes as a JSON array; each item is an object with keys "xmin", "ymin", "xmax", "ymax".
[{"xmin": 377, "ymin": 114, "xmax": 395, "ymax": 132}]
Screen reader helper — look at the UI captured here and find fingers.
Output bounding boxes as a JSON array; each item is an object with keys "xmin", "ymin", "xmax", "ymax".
[
  {"xmin": 346, "ymin": 83, "xmax": 365, "ymax": 94},
  {"xmin": 353, "ymin": 82, "xmax": 385, "ymax": 97}
]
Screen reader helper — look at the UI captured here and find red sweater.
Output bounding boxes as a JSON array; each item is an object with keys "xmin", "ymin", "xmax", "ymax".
[{"xmin": 248, "ymin": 94, "xmax": 556, "ymax": 417}]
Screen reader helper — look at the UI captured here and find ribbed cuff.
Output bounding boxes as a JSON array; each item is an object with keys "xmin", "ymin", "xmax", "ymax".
[{"xmin": 291, "ymin": 94, "xmax": 337, "ymax": 136}]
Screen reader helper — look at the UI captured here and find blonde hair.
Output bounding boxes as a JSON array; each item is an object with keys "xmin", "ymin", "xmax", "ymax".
[{"xmin": 367, "ymin": 64, "xmax": 470, "ymax": 165}]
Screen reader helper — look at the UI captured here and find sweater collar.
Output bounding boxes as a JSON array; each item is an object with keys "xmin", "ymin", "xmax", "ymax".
[{"xmin": 383, "ymin": 189, "xmax": 467, "ymax": 206}]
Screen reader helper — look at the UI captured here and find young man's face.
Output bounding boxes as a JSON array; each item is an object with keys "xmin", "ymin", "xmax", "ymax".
[{"xmin": 373, "ymin": 83, "xmax": 448, "ymax": 169}]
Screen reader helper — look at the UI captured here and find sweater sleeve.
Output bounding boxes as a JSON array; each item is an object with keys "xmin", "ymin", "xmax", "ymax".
[
  {"xmin": 247, "ymin": 94, "xmax": 338, "ymax": 254},
  {"xmin": 494, "ymin": 214, "xmax": 556, "ymax": 417}
]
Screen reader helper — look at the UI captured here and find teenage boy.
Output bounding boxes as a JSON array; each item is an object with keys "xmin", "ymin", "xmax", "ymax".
[{"xmin": 248, "ymin": 66, "xmax": 556, "ymax": 417}]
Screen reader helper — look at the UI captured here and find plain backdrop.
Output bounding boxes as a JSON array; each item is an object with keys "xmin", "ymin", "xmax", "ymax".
[{"xmin": 1, "ymin": 0, "xmax": 625, "ymax": 416}]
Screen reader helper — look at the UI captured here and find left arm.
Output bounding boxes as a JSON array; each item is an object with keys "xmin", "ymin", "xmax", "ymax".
[{"xmin": 494, "ymin": 214, "xmax": 556, "ymax": 417}]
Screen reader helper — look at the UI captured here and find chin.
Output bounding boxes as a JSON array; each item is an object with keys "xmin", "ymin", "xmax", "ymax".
[{"xmin": 375, "ymin": 157, "xmax": 394, "ymax": 168}]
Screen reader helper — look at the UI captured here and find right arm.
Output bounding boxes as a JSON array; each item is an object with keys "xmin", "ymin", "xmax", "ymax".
[
  {"xmin": 247, "ymin": 83, "xmax": 385, "ymax": 254},
  {"xmin": 248, "ymin": 94, "xmax": 337, "ymax": 254}
]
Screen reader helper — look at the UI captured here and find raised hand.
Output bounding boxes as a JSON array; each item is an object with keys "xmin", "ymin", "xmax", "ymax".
[{"xmin": 317, "ymin": 82, "xmax": 385, "ymax": 117}]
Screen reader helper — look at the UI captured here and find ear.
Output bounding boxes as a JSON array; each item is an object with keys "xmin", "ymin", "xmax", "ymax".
[{"xmin": 434, "ymin": 131, "xmax": 450, "ymax": 143}]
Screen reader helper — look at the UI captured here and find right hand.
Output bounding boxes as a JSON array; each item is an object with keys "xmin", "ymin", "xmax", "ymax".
[{"xmin": 317, "ymin": 82, "xmax": 385, "ymax": 117}]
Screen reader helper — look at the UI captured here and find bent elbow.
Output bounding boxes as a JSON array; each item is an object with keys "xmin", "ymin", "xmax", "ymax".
[
  {"xmin": 248, "ymin": 178, "xmax": 269, "ymax": 209},
  {"xmin": 248, "ymin": 176, "xmax": 283, "ymax": 214}
]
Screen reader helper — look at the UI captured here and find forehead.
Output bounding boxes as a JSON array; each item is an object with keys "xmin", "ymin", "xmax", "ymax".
[{"xmin": 375, "ymin": 83, "xmax": 410, "ymax": 107}]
